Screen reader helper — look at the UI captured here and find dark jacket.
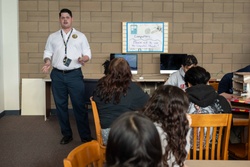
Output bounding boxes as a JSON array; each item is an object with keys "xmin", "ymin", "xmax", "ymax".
[
  {"xmin": 186, "ymin": 84, "xmax": 231, "ymax": 114},
  {"xmin": 93, "ymin": 82, "xmax": 149, "ymax": 129},
  {"xmin": 218, "ymin": 65, "xmax": 250, "ymax": 94}
]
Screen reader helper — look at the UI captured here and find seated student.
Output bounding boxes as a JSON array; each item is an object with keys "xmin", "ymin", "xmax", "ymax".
[
  {"xmin": 184, "ymin": 66, "xmax": 232, "ymax": 149},
  {"xmin": 218, "ymin": 65, "xmax": 250, "ymax": 99},
  {"xmin": 184, "ymin": 66, "xmax": 232, "ymax": 114},
  {"xmin": 106, "ymin": 112, "xmax": 162, "ymax": 167},
  {"xmin": 93, "ymin": 57, "xmax": 149, "ymax": 145},
  {"xmin": 141, "ymin": 85, "xmax": 191, "ymax": 167},
  {"xmin": 164, "ymin": 54, "xmax": 198, "ymax": 90},
  {"xmin": 218, "ymin": 65, "xmax": 250, "ymax": 143}
]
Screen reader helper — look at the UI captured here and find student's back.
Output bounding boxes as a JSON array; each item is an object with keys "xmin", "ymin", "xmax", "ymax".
[
  {"xmin": 93, "ymin": 58, "xmax": 149, "ymax": 144},
  {"xmin": 94, "ymin": 81, "xmax": 149, "ymax": 128},
  {"xmin": 186, "ymin": 84, "xmax": 231, "ymax": 114},
  {"xmin": 141, "ymin": 85, "xmax": 191, "ymax": 167},
  {"xmin": 184, "ymin": 66, "xmax": 232, "ymax": 149},
  {"xmin": 185, "ymin": 66, "xmax": 232, "ymax": 114}
]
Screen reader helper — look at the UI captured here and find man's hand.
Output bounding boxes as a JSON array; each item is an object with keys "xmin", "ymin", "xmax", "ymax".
[
  {"xmin": 78, "ymin": 57, "xmax": 85, "ymax": 65},
  {"xmin": 42, "ymin": 58, "xmax": 51, "ymax": 73},
  {"xmin": 78, "ymin": 55, "xmax": 89, "ymax": 66}
]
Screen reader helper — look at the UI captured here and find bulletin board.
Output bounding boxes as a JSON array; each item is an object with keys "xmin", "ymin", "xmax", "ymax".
[{"xmin": 122, "ymin": 22, "xmax": 168, "ymax": 53}]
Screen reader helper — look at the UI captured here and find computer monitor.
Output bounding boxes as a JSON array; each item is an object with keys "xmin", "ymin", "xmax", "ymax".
[
  {"xmin": 160, "ymin": 53, "xmax": 187, "ymax": 74},
  {"xmin": 110, "ymin": 53, "xmax": 138, "ymax": 74}
]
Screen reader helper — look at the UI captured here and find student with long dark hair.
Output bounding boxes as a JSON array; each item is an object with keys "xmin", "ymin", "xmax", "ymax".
[
  {"xmin": 106, "ymin": 112, "xmax": 162, "ymax": 167},
  {"xmin": 141, "ymin": 85, "xmax": 191, "ymax": 167},
  {"xmin": 93, "ymin": 58, "xmax": 149, "ymax": 145}
]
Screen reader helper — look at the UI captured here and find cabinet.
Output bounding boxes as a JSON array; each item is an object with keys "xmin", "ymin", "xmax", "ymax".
[
  {"xmin": 232, "ymin": 72, "xmax": 250, "ymax": 96},
  {"xmin": 135, "ymin": 78, "xmax": 166, "ymax": 95}
]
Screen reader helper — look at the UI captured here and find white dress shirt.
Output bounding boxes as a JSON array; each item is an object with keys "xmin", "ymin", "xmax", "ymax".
[{"xmin": 43, "ymin": 28, "xmax": 91, "ymax": 70}]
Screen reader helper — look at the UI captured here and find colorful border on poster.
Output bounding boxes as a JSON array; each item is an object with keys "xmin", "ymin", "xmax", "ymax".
[{"xmin": 122, "ymin": 22, "xmax": 168, "ymax": 53}]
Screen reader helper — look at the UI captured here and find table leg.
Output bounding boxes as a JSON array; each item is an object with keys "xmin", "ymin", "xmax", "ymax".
[
  {"xmin": 231, "ymin": 113, "xmax": 250, "ymax": 160},
  {"xmin": 45, "ymin": 82, "xmax": 51, "ymax": 120}
]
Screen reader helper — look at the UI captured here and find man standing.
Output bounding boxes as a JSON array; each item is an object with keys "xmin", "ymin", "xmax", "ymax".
[{"xmin": 42, "ymin": 8, "xmax": 92, "ymax": 144}]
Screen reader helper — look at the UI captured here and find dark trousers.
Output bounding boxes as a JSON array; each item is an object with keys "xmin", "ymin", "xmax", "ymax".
[{"xmin": 50, "ymin": 68, "xmax": 92, "ymax": 140}]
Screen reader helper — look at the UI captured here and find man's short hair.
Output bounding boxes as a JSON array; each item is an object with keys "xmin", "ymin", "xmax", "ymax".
[
  {"xmin": 182, "ymin": 55, "xmax": 198, "ymax": 66},
  {"xmin": 59, "ymin": 8, "xmax": 72, "ymax": 17}
]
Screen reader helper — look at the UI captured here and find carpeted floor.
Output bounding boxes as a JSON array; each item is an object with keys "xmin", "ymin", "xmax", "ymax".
[{"xmin": 0, "ymin": 111, "xmax": 96, "ymax": 167}]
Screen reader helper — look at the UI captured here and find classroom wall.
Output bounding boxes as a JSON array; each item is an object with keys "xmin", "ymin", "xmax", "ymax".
[
  {"xmin": 0, "ymin": 0, "xmax": 19, "ymax": 114},
  {"xmin": 0, "ymin": 0, "xmax": 3, "ymax": 113},
  {"xmin": 19, "ymin": 0, "xmax": 250, "ymax": 81}
]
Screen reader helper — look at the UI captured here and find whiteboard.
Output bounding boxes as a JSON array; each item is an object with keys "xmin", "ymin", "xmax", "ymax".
[
  {"xmin": 122, "ymin": 22, "xmax": 168, "ymax": 53},
  {"xmin": 21, "ymin": 79, "xmax": 45, "ymax": 116}
]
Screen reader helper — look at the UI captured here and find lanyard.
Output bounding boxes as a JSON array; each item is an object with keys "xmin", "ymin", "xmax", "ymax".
[{"xmin": 60, "ymin": 29, "xmax": 73, "ymax": 57}]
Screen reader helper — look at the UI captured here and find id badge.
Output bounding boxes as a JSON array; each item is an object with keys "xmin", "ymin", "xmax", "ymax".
[{"xmin": 63, "ymin": 57, "xmax": 72, "ymax": 67}]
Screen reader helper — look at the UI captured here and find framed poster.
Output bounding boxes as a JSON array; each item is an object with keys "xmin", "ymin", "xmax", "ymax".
[{"xmin": 122, "ymin": 22, "xmax": 168, "ymax": 53}]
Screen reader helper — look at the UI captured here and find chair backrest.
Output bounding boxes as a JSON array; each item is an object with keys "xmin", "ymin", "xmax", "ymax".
[
  {"xmin": 187, "ymin": 114, "xmax": 232, "ymax": 160},
  {"xmin": 209, "ymin": 81, "xmax": 219, "ymax": 91},
  {"xmin": 228, "ymin": 116, "xmax": 249, "ymax": 160},
  {"xmin": 90, "ymin": 96, "xmax": 106, "ymax": 162},
  {"xmin": 90, "ymin": 96, "xmax": 104, "ymax": 146},
  {"xmin": 63, "ymin": 140, "xmax": 102, "ymax": 167}
]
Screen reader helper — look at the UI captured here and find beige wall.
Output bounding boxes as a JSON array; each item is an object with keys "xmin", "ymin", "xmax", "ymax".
[
  {"xmin": 19, "ymin": 0, "xmax": 250, "ymax": 80},
  {"xmin": 0, "ymin": 0, "xmax": 19, "ymax": 113},
  {"xmin": 0, "ymin": 0, "xmax": 3, "ymax": 113}
]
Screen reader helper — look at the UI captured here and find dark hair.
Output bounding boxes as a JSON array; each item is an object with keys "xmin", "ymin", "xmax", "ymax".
[
  {"xmin": 182, "ymin": 55, "xmax": 198, "ymax": 66},
  {"xmin": 106, "ymin": 112, "xmax": 162, "ymax": 167},
  {"xmin": 59, "ymin": 8, "xmax": 72, "ymax": 17},
  {"xmin": 141, "ymin": 85, "xmax": 190, "ymax": 167},
  {"xmin": 184, "ymin": 66, "xmax": 211, "ymax": 87},
  {"xmin": 102, "ymin": 60, "xmax": 110, "ymax": 75},
  {"xmin": 94, "ymin": 57, "xmax": 132, "ymax": 104}
]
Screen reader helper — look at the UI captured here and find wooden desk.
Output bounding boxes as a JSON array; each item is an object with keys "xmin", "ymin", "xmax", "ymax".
[
  {"xmin": 231, "ymin": 96, "xmax": 250, "ymax": 126},
  {"xmin": 44, "ymin": 79, "xmax": 51, "ymax": 121},
  {"xmin": 43, "ymin": 77, "xmax": 165, "ymax": 120},
  {"xmin": 230, "ymin": 96, "xmax": 250, "ymax": 160},
  {"xmin": 231, "ymin": 96, "xmax": 250, "ymax": 112},
  {"xmin": 185, "ymin": 160, "xmax": 250, "ymax": 167},
  {"xmin": 233, "ymin": 118, "xmax": 249, "ymax": 126}
]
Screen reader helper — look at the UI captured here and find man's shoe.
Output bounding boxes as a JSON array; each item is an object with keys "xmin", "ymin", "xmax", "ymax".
[
  {"xmin": 81, "ymin": 137, "xmax": 93, "ymax": 143},
  {"xmin": 60, "ymin": 136, "xmax": 73, "ymax": 145}
]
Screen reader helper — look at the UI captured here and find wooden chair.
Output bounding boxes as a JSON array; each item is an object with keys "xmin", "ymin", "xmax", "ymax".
[
  {"xmin": 228, "ymin": 112, "xmax": 250, "ymax": 160},
  {"xmin": 187, "ymin": 114, "xmax": 232, "ymax": 160},
  {"xmin": 209, "ymin": 81, "xmax": 219, "ymax": 92},
  {"xmin": 63, "ymin": 140, "xmax": 103, "ymax": 167},
  {"xmin": 90, "ymin": 96, "xmax": 106, "ymax": 162}
]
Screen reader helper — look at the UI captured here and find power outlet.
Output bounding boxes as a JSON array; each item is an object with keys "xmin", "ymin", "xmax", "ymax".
[{"xmin": 144, "ymin": 88, "xmax": 150, "ymax": 95}]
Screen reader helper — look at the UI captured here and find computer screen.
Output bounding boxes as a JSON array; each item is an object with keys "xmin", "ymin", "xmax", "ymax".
[
  {"xmin": 110, "ymin": 53, "xmax": 138, "ymax": 74},
  {"xmin": 160, "ymin": 53, "xmax": 187, "ymax": 74}
]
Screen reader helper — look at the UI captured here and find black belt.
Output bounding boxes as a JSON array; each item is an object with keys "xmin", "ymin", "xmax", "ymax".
[{"xmin": 53, "ymin": 68, "xmax": 81, "ymax": 74}]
